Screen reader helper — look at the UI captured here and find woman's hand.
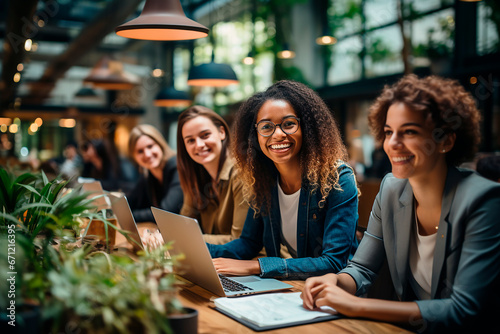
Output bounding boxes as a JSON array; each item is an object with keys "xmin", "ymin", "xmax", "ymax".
[
  {"xmin": 212, "ymin": 258, "xmax": 261, "ymax": 276},
  {"xmin": 301, "ymin": 273, "xmax": 360, "ymax": 317}
]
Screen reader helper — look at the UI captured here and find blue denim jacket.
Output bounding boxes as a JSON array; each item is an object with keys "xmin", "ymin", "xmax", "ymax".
[{"xmin": 207, "ymin": 165, "xmax": 359, "ymax": 279}]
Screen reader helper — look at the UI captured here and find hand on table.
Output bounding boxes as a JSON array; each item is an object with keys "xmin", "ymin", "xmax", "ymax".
[
  {"xmin": 301, "ymin": 273, "xmax": 360, "ymax": 317},
  {"xmin": 141, "ymin": 228, "xmax": 164, "ymax": 250},
  {"xmin": 212, "ymin": 258, "xmax": 261, "ymax": 276}
]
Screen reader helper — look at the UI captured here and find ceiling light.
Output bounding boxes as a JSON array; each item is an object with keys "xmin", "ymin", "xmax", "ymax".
[
  {"xmin": 115, "ymin": 0, "xmax": 209, "ymax": 41},
  {"xmin": 154, "ymin": 86, "xmax": 191, "ymax": 107},
  {"xmin": 187, "ymin": 62, "xmax": 239, "ymax": 87},
  {"xmin": 316, "ymin": 35, "xmax": 337, "ymax": 45},
  {"xmin": 277, "ymin": 44, "xmax": 295, "ymax": 59},
  {"xmin": 83, "ymin": 56, "xmax": 139, "ymax": 90}
]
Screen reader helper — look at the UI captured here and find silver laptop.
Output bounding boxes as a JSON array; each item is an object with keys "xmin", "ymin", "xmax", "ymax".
[
  {"xmin": 108, "ymin": 193, "xmax": 144, "ymax": 252},
  {"xmin": 151, "ymin": 207, "xmax": 293, "ymax": 297},
  {"xmin": 80, "ymin": 180, "xmax": 109, "ymax": 212}
]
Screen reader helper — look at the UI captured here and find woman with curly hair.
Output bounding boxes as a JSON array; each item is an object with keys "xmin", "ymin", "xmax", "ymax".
[
  {"xmin": 207, "ymin": 80, "xmax": 359, "ymax": 279},
  {"xmin": 302, "ymin": 75, "xmax": 500, "ymax": 333},
  {"xmin": 177, "ymin": 106, "xmax": 248, "ymax": 244}
]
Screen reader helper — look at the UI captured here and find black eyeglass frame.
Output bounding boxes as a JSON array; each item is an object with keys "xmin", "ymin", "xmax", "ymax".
[{"xmin": 254, "ymin": 116, "xmax": 301, "ymax": 137}]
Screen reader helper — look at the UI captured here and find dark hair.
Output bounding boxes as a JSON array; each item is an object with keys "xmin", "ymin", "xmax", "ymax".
[
  {"xmin": 368, "ymin": 74, "xmax": 481, "ymax": 166},
  {"xmin": 176, "ymin": 105, "xmax": 231, "ymax": 210},
  {"xmin": 476, "ymin": 155, "xmax": 500, "ymax": 182},
  {"xmin": 80, "ymin": 139, "xmax": 120, "ymax": 178},
  {"xmin": 232, "ymin": 80, "xmax": 348, "ymax": 213}
]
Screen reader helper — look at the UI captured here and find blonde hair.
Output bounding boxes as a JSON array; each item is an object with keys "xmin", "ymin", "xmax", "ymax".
[{"xmin": 128, "ymin": 124, "xmax": 175, "ymax": 172}]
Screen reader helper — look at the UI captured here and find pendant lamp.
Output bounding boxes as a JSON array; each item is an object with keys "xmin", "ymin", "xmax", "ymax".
[
  {"xmin": 187, "ymin": 61, "xmax": 238, "ymax": 87},
  {"xmin": 75, "ymin": 87, "xmax": 98, "ymax": 97},
  {"xmin": 154, "ymin": 86, "xmax": 191, "ymax": 107},
  {"xmin": 277, "ymin": 43, "xmax": 295, "ymax": 59},
  {"xmin": 83, "ymin": 56, "xmax": 139, "ymax": 90},
  {"xmin": 115, "ymin": 0, "xmax": 209, "ymax": 41}
]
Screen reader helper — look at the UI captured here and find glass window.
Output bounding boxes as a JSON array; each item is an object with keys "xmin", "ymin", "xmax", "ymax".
[
  {"xmin": 328, "ymin": 36, "xmax": 363, "ymax": 85},
  {"xmin": 329, "ymin": 0, "xmax": 363, "ymax": 38},
  {"xmin": 364, "ymin": 25, "xmax": 404, "ymax": 78},
  {"xmin": 477, "ymin": 1, "xmax": 499, "ymax": 56},
  {"xmin": 365, "ymin": 0, "xmax": 398, "ymax": 30},
  {"xmin": 412, "ymin": 8, "xmax": 455, "ymax": 60},
  {"xmin": 412, "ymin": 0, "xmax": 452, "ymax": 14}
]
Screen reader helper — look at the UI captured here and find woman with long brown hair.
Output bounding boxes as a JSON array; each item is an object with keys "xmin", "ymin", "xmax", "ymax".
[{"xmin": 176, "ymin": 106, "xmax": 248, "ymax": 244}]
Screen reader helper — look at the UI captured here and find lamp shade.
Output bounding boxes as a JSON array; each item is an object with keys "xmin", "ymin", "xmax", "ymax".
[
  {"xmin": 75, "ymin": 87, "xmax": 98, "ymax": 97},
  {"xmin": 154, "ymin": 86, "xmax": 191, "ymax": 107},
  {"xmin": 187, "ymin": 62, "xmax": 238, "ymax": 87},
  {"xmin": 116, "ymin": 0, "xmax": 209, "ymax": 41},
  {"xmin": 83, "ymin": 56, "xmax": 139, "ymax": 90}
]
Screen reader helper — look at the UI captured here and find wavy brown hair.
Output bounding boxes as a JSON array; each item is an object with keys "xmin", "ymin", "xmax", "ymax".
[
  {"xmin": 368, "ymin": 74, "xmax": 481, "ymax": 166},
  {"xmin": 232, "ymin": 80, "xmax": 348, "ymax": 213},
  {"xmin": 176, "ymin": 106, "xmax": 231, "ymax": 210}
]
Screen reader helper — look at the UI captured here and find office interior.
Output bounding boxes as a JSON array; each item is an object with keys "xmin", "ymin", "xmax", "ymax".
[{"xmin": 0, "ymin": 0, "xmax": 498, "ymax": 182}]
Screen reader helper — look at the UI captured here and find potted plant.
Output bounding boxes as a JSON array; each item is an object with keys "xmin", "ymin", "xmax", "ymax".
[{"xmin": 0, "ymin": 167, "xmax": 196, "ymax": 333}]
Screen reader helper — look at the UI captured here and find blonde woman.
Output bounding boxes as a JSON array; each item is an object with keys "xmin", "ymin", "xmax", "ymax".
[{"xmin": 127, "ymin": 124, "xmax": 183, "ymax": 223}]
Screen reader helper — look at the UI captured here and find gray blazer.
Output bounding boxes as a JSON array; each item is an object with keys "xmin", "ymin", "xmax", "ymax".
[{"xmin": 341, "ymin": 166, "xmax": 500, "ymax": 333}]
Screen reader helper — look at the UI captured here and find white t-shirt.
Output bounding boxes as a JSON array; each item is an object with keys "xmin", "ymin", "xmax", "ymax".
[
  {"xmin": 409, "ymin": 213, "xmax": 437, "ymax": 300},
  {"xmin": 277, "ymin": 182, "xmax": 300, "ymax": 253}
]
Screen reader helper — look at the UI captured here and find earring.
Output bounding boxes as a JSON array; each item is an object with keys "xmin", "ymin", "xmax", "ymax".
[{"xmin": 442, "ymin": 149, "xmax": 446, "ymax": 153}]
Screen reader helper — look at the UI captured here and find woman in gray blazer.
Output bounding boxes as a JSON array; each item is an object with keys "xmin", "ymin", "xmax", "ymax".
[{"xmin": 301, "ymin": 75, "xmax": 500, "ymax": 333}]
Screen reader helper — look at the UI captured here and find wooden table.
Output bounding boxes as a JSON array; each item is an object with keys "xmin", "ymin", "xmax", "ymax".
[
  {"xmin": 176, "ymin": 279, "xmax": 412, "ymax": 334},
  {"xmin": 117, "ymin": 223, "xmax": 412, "ymax": 333}
]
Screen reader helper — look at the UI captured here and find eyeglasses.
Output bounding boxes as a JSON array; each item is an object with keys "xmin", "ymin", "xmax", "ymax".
[{"xmin": 255, "ymin": 116, "xmax": 300, "ymax": 137}]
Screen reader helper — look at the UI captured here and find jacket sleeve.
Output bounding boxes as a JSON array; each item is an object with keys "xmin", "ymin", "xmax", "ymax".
[
  {"xmin": 127, "ymin": 175, "xmax": 155, "ymax": 223},
  {"xmin": 207, "ymin": 207, "xmax": 264, "ymax": 260},
  {"xmin": 259, "ymin": 167, "xmax": 359, "ymax": 279},
  {"xmin": 339, "ymin": 174, "xmax": 389, "ymax": 295}
]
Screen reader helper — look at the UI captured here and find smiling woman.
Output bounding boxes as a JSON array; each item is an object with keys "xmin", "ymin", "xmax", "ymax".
[
  {"xmin": 301, "ymin": 75, "xmax": 500, "ymax": 333},
  {"xmin": 126, "ymin": 124, "xmax": 184, "ymax": 223},
  {"xmin": 206, "ymin": 80, "xmax": 359, "ymax": 280},
  {"xmin": 176, "ymin": 106, "xmax": 249, "ymax": 245}
]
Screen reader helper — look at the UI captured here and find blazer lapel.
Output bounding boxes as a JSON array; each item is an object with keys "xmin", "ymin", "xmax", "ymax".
[
  {"xmin": 394, "ymin": 181, "xmax": 414, "ymax": 295},
  {"xmin": 431, "ymin": 167, "xmax": 460, "ymax": 298}
]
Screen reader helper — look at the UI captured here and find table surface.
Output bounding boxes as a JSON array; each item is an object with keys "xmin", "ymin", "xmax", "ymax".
[{"xmin": 115, "ymin": 223, "xmax": 412, "ymax": 334}]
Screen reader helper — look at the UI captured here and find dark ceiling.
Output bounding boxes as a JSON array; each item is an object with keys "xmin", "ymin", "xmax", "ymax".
[{"xmin": 0, "ymin": 0, "xmax": 210, "ymax": 114}]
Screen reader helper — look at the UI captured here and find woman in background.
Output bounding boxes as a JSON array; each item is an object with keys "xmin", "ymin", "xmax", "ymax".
[
  {"xmin": 127, "ymin": 124, "xmax": 183, "ymax": 223},
  {"xmin": 207, "ymin": 80, "xmax": 359, "ymax": 279},
  {"xmin": 301, "ymin": 75, "xmax": 500, "ymax": 333},
  {"xmin": 80, "ymin": 139, "xmax": 121, "ymax": 191},
  {"xmin": 176, "ymin": 106, "xmax": 248, "ymax": 244}
]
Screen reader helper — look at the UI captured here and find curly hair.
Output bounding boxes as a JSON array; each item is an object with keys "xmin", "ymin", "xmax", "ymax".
[
  {"xmin": 232, "ymin": 80, "xmax": 348, "ymax": 213},
  {"xmin": 368, "ymin": 74, "xmax": 481, "ymax": 166},
  {"xmin": 176, "ymin": 105, "xmax": 231, "ymax": 210}
]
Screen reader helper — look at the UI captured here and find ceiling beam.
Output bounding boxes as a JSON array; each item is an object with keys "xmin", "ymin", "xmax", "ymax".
[
  {"xmin": 0, "ymin": 0, "xmax": 39, "ymax": 114},
  {"xmin": 19, "ymin": 0, "xmax": 143, "ymax": 106}
]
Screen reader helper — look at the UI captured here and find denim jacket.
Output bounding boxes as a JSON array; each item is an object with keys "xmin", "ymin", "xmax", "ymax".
[{"xmin": 207, "ymin": 164, "xmax": 359, "ymax": 279}]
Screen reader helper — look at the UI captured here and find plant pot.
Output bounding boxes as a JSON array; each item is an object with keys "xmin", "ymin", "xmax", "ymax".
[
  {"xmin": 0, "ymin": 303, "xmax": 41, "ymax": 334},
  {"xmin": 168, "ymin": 307, "xmax": 198, "ymax": 334}
]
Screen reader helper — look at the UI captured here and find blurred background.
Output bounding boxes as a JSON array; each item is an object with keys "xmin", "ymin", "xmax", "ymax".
[{"xmin": 0, "ymin": 0, "xmax": 498, "ymax": 184}]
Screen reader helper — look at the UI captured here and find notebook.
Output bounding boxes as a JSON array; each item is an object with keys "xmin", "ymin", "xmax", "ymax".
[
  {"xmin": 108, "ymin": 193, "xmax": 144, "ymax": 251},
  {"xmin": 151, "ymin": 207, "xmax": 293, "ymax": 297}
]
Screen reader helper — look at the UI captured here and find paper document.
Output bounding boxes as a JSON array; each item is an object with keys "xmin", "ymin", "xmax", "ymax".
[{"xmin": 214, "ymin": 292, "xmax": 337, "ymax": 328}]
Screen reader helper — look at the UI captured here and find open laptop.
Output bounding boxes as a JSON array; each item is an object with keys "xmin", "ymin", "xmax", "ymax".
[
  {"xmin": 80, "ymin": 180, "xmax": 109, "ymax": 212},
  {"xmin": 151, "ymin": 207, "xmax": 293, "ymax": 297},
  {"xmin": 108, "ymin": 193, "xmax": 144, "ymax": 252}
]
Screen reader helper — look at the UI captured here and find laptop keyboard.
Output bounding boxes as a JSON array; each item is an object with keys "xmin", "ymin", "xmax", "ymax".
[{"xmin": 219, "ymin": 274, "xmax": 254, "ymax": 292}]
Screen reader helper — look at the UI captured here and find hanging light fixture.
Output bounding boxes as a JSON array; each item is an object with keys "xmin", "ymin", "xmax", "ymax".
[
  {"xmin": 187, "ymin": 58, "xmax": 238, "ymax": 87},
  {"xmin": 83, "ymin": 56, "xmax": 139, "ymax": 90},
  {"xmin": 277, "ymin": 43, "xmax": 295, "ymax": 59},
  {"xmin": 75, "ymin": 87, "xmax": 98, "ymax": 98},
  {"xmin": 154, "ymin": 86, "xmax": 191, "ymax": 107},
  {"xmin": 316, "ymin": 35, "xmax": 337, "ymax": 46},
  {"xmin": 115, "ymin": 0, "xmax": 209, "ymax": 41}
]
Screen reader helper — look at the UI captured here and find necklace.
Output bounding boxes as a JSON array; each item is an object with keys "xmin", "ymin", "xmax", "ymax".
[{"xmin": 414, "ymin": 200, "xmax": 439, "ymax": 234}]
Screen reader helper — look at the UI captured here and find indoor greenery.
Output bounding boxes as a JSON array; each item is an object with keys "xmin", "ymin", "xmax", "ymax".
[{"xmin": 0, "ymin": 167, "xmax": 184, "ymax": 333}]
